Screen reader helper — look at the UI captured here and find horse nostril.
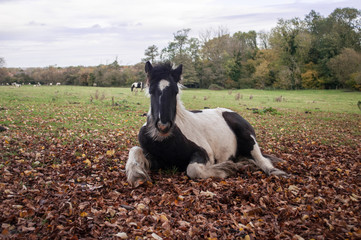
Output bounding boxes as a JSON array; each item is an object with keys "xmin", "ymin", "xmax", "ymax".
[{"xmin": 157, "ymin": 121, "xmax": 171, "ymax": 132}]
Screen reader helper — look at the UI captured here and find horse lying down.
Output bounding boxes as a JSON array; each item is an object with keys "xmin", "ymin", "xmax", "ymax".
[{"xmin": 126, "ymin": 61, "xmax": 287, "ymax": 187}]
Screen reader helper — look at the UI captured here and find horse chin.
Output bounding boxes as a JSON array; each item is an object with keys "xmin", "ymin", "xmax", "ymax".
[
  {"xmin": 158, "ymin": 130, "xmax": 171, "ymax": 138},
  {"xmin": 159, "ymin": 133, "xmax": 170, "ymax": 138},
  {"xmin": 157, "ymin": 128, "xmax": 172, "ymax": 138}
]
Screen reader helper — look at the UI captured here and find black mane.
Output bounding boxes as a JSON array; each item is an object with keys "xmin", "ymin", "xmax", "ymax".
[{"xmin": 147, "ymin": 61, "xmax": 174, "ymax": 81}]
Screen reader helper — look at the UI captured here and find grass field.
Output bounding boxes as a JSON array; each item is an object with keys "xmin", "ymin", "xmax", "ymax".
[
  {"xmin": 0, "ymin": 85, "xmax": 360, "ymax": 239},
  {"xmin": 1, "ymin": 85, "xmax": 360, "ymax": 131},
  {"xmin": 1, "ymin": 85, "xmax": 360, "ymax": 146}
]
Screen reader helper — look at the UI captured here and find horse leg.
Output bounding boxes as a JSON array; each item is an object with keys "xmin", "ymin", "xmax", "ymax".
[
  {"xmin": 249, "ymin": 136, "xmax": 287, "ymax": 176},
  {"xmin": 126, "ymin": 146, "xmax": 151, "ymax": 187},
  {"xmin": 222, "ymin": 112, "xmax": 287, "ymax": 177},
  {"xmin": 186, "ymin": 152, "xmax": 241, "ymax": 179}
]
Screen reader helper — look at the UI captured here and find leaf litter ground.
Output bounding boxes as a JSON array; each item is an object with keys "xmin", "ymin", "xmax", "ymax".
[{"xmin": 1, "ymin": 97, "xmax": 360, "ymax": 239}]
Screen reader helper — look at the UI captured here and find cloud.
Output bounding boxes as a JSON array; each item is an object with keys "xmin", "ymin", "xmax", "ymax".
[
  {"xmin": 27, "ymin": 21, "xmax": 46, "ymax": 26},
  {"xmin": 0, "ymin": 0, "xmax": 360, "ymax": 67}
]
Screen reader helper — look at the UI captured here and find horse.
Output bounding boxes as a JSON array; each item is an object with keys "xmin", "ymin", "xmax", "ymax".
[
  {"xmin": 131, "ymin": 82, "xmax": 143, "ymax": 92},
  {"xmin": 126, "ymin": 61, "xmax": 287, "ymax": 187}
]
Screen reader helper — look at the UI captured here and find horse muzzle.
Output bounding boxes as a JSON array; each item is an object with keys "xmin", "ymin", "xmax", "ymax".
[{"xmin": 156, "ymin": 121, "xmax": 172, "ymax": 135}]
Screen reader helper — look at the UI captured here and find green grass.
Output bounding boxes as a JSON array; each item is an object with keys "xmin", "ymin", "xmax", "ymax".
[
  {"xmin": 180, "ymin": 88, "xmax": 361, "ymax": 114},
  {"xmin": 0, "ymin": 85, "xmax": 148, "ymax": 131},
  {"xmin": 0, "ymin": 85, "xmax": 360, "ymax": 148},
  {"xmin": 1, "ymin": 86, "xmax": 360, "ymax": 113}
]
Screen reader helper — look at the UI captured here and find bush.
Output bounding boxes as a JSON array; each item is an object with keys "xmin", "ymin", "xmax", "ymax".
[
  {"xmin": 208, "ymin": 84, "xmax": 224, "ymax": 90},
  {"xmin": 253, "ymin": 107, "xmax": 280, "ymax": 115}
]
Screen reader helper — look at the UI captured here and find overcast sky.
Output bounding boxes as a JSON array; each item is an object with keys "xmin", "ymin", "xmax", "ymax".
[{"xmin": 0, "ymin": 0, "xmax": 360, "ymax": 68}]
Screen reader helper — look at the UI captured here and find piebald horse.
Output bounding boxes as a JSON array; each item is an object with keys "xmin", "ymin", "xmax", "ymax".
[
  {"xmin": 131, "ymin": 82, "xmax": 143, "ymax": 92},
  {"xmin": 126, "ymin": 62, "xmax": 286, "ymax": 187}
]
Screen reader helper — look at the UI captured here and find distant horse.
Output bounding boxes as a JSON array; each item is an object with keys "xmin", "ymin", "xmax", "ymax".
[
  {"xmin": 131, "ymin": 82, "xmax": 143, "ymax": 92},
  {"xmin": 126, "ymin": 61, "xmax": 287, "ymax": 187}
]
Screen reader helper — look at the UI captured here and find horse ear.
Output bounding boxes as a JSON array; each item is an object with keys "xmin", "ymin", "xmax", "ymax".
[
  {"xmin": 145, "ymin": 61, "xmax": 153, "ymax": 73},
  {"xmin": 172, "ymin": 64, "xmax": 183, "ymax": 82}
]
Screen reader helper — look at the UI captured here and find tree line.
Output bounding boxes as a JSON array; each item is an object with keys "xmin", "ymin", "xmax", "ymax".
[
  {"xmin": 1, "ymin": 8, "xmax": 360, "ymax": 90},
  {"xmin": 0, "ymin": 59, "xmax": 146, "ymax": 87}
]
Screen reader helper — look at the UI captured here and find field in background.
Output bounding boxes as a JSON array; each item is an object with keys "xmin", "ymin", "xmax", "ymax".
[
  {"xmin": 1, "ymin": 85, "xmax": 360, "ymax": 114},
  {"xmin": 1, "ymin": 85, "xmax": 360, "ymax": 145},
  {"xmin": 1, "ymin": 86, "xmax": 360, "ymax": 130},
  {"xmin": 0, "ymin": 85, "xmax": 360, "ymax": 239}
]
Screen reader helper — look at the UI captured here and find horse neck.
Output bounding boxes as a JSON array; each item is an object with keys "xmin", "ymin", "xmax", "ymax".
[{"xmin": 175, "ymin": 95, "xmax": 193, "ymax": 125}]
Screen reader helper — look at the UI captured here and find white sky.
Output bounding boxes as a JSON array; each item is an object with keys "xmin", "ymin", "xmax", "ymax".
[{"xmin": 0, "ymin": 0, "xmax": 360, "ymax": 68}]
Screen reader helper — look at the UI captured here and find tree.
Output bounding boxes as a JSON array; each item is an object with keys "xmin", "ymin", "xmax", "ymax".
[
  {"xmin": 173, "ymin": 29, "xmax": 191, "ymax": 57},
  {"xmin": 301, "ymin": 62, "xmax": 321, "ymax": 89},
  {"xmin": 258, "ymin": 31, "xmax": 271, "ymax": 49},
  {"xmin": 161, "ymin": 29, "xmax": 191, "ymax": 61},
  {"xmin": 305, "ymin": 8, "xmax": 361, "ymax": 88},
  {"xmin": 0, "ymin": 57, "xmax": 5, "ymax": 67},
  {"xmin": 251, "ymin": 49, "xmax": 279, "ymax": 89},
  {"xmin": 160, "ymin": 29, "xmax": 200, "ymax": 87},
  {"xmin": 270, "ymin": 18, "xmax": 309, "ymax": 89},
  {"xmin": 109, "ymin": 58, "xmax": 120, "ymax": 70},
  {"xmin": 228, "ymin": 31, "xmax": 259, "ymax": 87},
  {"xmin": 328, "ymin": 48, "xmax": 361, "ymax": 89},
  {"xmin": 0, "ymin": 57, "xmax": 8, "ymax": 83},
  {"xmin": 143, "ymin": 45, "xmax": 159, "ymax": 63},
  {"xmin": 233, "ymin": 30, "xmax": 258, "ymax": 60},
  {"xmin": 200, "ymin": 34, "xmax": 232, "ymax": 87},
  {"xmin": 102, "ymin": 69, "xmax": 123, "ymax": 86},
  {"xmin": 329, "ymin": 8, "xmax": 361, "ymax": 51}
]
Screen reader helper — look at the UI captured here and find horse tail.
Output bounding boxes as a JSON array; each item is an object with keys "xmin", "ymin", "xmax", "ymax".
[{"xmin": 131, "ymin": 85, "xmax": 134, "ymax": 92}]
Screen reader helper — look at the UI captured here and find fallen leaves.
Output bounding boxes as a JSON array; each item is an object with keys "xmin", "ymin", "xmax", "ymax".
[
  {"xmin": 114, "ymin": 232, "xmax": 128, "ymax": 239},
  {"xmin": 1, "ymin": 102, "xmax": 360, "ymax": 239}
]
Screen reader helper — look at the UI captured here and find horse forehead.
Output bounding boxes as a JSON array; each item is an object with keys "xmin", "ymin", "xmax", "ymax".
[{"xmin": 159, "ymin": 79, "xmax": 170, "ymax": 91}]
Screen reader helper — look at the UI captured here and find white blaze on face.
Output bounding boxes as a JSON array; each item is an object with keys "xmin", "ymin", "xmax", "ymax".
[{"xmin": 159, "ymin": 80, "xmax": 170, "ymax": 91}]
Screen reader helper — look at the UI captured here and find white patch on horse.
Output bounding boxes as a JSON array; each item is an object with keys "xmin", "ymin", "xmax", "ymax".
[
  {"xmin": 249, "ymin": 135, "xmax": 274, "ymax": 174},
  {"xmin": 175, "ymin": 97, "xmax": 237, "ymax": 164},
  {"xmin": 126, "ymin": 146, "xmax": 151, "ymax": 187},
  {"xmin": 159, "ymin": 80, "xmax": 170, "ymax": 91},
  {"xmin": 187, "ymin": 162, "xmax": 227, "ymax": 179},
  {"xmin": 186, "ymin": 160, "xmax": 247, "ymax": 179}
]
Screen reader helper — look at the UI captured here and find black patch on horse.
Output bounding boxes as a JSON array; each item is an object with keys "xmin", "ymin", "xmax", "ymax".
[
  {"xmin": 138, "ymin": 125, "xmax": 209, "ymax": 172},
  {"xmin": 190, "ymin": 110, "xmax": 202, "ymax": 113},
  {"xmin": 222, "ymin": 112, "xmax": 256, "ymax": 159}
]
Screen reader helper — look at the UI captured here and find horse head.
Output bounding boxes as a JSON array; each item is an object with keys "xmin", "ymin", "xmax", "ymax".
[{"xmin": 145, "ymin": 61, "xmax": 182, "ymax": 136}]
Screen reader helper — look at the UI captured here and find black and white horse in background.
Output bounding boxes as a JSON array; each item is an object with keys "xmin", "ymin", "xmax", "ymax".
[
  {"xmin": 131, "ymin": 82, "xmax": 143, "ymax": 92},
  {"xmin": 126, "ymin": 61, "xmax": 287, "ymax": 187}
]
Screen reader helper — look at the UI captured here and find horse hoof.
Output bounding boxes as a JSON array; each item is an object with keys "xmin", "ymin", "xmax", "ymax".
[
  {"xmin": 128, "ymin": 173, "xmax": 151, "ymax": 188},
  {"xmin": 269, "ymin": 168, "xmax": 289, "ymax": 177},
  {"xmin": 131, "ymin": 179, "xmax": 145, "ymax": 188}
]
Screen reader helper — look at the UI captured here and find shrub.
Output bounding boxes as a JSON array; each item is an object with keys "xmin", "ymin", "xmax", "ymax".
[{"xmin": 208, "ymin": 84, "xmax": 224, "ymax": 90}]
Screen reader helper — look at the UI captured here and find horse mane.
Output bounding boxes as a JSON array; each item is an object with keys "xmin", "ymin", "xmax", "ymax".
[
  {"xmin": 146, "ymin": 61, "xmax": 175, "ymax": 85},
  {"xmin": 151, "ymin": 61, "xmax": 173, "ymax": 73}
]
